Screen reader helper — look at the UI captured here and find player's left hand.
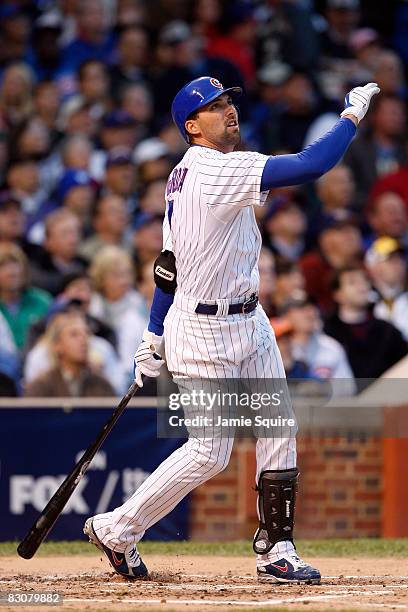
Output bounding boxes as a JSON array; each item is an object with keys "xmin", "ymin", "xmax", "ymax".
[
  {"xmin": 340, "ymin": 82, "xmax": 380, "ymax": 124},
  {"xmin": 134, "ymin": 330, "xmax": 165, "ymax": 387}
]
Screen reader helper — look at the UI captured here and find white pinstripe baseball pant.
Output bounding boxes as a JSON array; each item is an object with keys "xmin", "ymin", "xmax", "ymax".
[{"xmin": 93, "ymin": 296, "xmax": 297, "ymax": 551}]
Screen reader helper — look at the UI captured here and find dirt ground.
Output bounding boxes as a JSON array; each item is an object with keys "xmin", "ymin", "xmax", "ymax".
[{"xmin": 1, "ymin": 555, "xmax": 407, "ymax": 611}]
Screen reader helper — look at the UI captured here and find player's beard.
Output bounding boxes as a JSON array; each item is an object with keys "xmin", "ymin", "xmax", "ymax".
[{"xmin": 221, "ymin": 125, "xmax": 240, "ymax": 147}]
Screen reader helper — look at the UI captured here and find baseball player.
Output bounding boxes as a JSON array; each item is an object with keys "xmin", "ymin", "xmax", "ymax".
[{"xmin": 84, "ymin": 77, "xmax": 379, "ymax": 583}]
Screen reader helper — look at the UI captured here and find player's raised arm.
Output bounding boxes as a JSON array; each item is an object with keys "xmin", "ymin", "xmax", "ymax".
[{"xmin": 260, "ymin": 83, "xmax": 380, "ymax": 191}]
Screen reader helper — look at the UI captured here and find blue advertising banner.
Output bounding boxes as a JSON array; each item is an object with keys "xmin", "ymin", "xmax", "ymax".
[{"xmin": 0, "ymin": 406, "xmax": 188, "ymax": 542}]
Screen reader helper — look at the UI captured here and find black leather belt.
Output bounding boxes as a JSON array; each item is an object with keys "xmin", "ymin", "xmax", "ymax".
[{"xmin": 195, "ymin": 294, "xmax": 258, "ymax": 315}]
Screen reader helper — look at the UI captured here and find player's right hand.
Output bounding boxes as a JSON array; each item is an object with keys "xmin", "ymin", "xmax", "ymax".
[
  {"xmin": 340, "ymin": 82, "xmax": 380, "ymax": 124},
  {"xmin": 134, "ymin": 329, "xmax": 165, "ymax": 387}
]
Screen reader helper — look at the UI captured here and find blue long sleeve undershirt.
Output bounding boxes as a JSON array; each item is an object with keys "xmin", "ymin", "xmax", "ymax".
[
  {"xmin": 260, "ymin": 118, "xmax": 356, "ymax": 191},
  {"xmin": 148, "ymin": 117, "xmax": 357, "ymax": 335}
]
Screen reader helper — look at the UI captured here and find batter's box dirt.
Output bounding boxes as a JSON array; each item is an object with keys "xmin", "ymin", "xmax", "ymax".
[{"xmin": 1, "ymin": 555, "xmax": 407, "ymax": 611}]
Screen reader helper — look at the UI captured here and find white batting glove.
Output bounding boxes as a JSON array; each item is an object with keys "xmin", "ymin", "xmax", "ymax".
[
  {"xmin": 340, "ymin": 82, "xmax": 380, "ymax": 124},
  {"xmin": 133, "ymin": 329, "xmax": 165, "ymax": 387}
]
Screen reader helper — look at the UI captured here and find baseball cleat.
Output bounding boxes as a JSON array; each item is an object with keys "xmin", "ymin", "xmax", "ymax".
[
  {"xmin": 83, "ymin": 517, "xmax": 148, "ymax": 579},
  {"xmin": 257, "ymin": 552, "xmax": 321, "ymax": 584}
]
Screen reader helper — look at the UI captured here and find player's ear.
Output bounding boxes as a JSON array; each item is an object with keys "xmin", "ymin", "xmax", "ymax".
[{"xmin": 185, "ymin": 117, "xmax": 200, "ymax": 139}]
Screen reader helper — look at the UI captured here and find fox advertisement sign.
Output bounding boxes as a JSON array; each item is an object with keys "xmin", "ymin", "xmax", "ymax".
[{"xmin": 0, "ymin": 406, "xmax": 188, "ymax": 541}]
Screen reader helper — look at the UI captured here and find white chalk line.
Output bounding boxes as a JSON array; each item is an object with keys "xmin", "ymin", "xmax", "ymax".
[{"xmin": 63, "ymin": 589, "xmax": 404, "ymax": 607}]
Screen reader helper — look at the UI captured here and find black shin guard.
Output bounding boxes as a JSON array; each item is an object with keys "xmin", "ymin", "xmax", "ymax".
[{"xmin": 253, "ymin": 468, "xmax": 299, "ymax": 555}]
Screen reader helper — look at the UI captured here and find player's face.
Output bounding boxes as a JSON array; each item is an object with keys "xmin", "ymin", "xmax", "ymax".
[{"xmin": 187, "ymin": 94, "xmax": 240, "ymax": 151}]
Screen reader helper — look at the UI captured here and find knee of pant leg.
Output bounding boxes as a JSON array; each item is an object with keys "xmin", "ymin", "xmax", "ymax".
[{"xmin": 192, "ymin": 438, "xmax": 233, "ymax": 477}]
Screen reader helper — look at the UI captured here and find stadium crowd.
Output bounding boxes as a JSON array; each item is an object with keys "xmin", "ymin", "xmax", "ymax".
[{"xmin": 0, "ymin": 0, "xmax": 407, "ymax": 397}]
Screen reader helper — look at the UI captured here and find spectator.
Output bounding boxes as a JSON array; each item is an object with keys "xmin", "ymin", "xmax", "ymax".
[
  {"xmin": 282, "ymin": 296, "xmax": 355, "ymax": 387},
  {"xmin": 0, "ymin": 190, "xmax": 41, "ymax": 259},
  {"xmin": 110, "ymin": 26, "xmax": 149, "ymax": 96},
  {"xmin": 78, "ymin": 59, "xmax": 112, "ymax": 118},
  {"xmin": 370, "ymin": 162, "xmax": 408, "ymax": 212},
  {"xmin": 28, "ymin": 11, "xmax": 64, "ymax": 84},
  {"xmin": 90, "ymin": 111, "xmax": 138, "ymax": 180},
  {"xmin": 57, "ymin": 95, "xmax": 99, "ymax": 139},
  {"xmin": 89, "ymin": 246, "xmax": 148, "ymax": 380},
  {"xmin": 0, "ymin": 242, "xmax": 51, "ymax": 351},
  {"xmin": 132, "ymin": 213, "xmax": 164, "ymax": 265},
  {"xmin": 267, "ymin": 72, "xmax": 339, "ymax": 152},
  {"xmin": 151, "ymin": 20, "xmax": 245, "ymax": 119},
  {"xmin": 344, "ymin": 94, "xmax": 407, "ymax": 207},
  {"xmin": 0, "ymin": 5, "xmax": 30, "ymax": 66},
  {"xmin": 138, "ymin": 179, "xmax": 167, "ymax": 215},
  {"xmin": 314, "ymin": 164, "xmax": 356, "ymax": 232},
  {"xmin": 263, "ymin": 196, "xmax": 307, "ymax": 262},
  {"xmin": 273, "ymin": 260, "xmax": 306, "ymax": 314},
  {"xmin": 300, "ymin": 220, "xmax": 363, "ymax": 314},
  {"xmin": 373, "ymin": 50, "xmax": 406, "ymax": 97},
  {"xmin": 12, "ymin": 116, "xmax": 59, "ymax": 196},
  {"xmin": 30, "ymin": 209, "xmax": 86, "ymax": 296},
  {"xmin": 349, "ymin": 28, "xmax": 382, "ymax": 83},
  {"xmin": 365, "ymin": 237, "xmax": 408, "ymax": 341},
  {"xmin": 324, "ymin": 266, "xmax": 408, "ymax": 379},
  {"xmin": 271, "ymin": 317, "xmax": 315, "ymax": 380},
  {"xmin": 255, "ymin": 0, "xmax": 319, "ymax": 72},
  {"xmin": 258, "ymin": 247, "xmax": 276, "ymax": 318},
  {"xmin": 366, "ymin": 191, "xmax": 408, "ymax": 248},
  {"xmin": 60, "ymin": 0, "xmax": 116, "ymax": 76},
  {"xmin": 102, "ymin": 147, "xmax": 136, "ymax": 211},
  {"xmin": 60, "ymin": 134, "xmax": 93, "ymax": 173},
  {"xmin": 79, "ymin": 194, "xmax": 131, "ymax": 261},
  {"xmin": 5, "ymin": 158, "xmax": 45, "ymax": 218},
  {"xmin": 0, "ymin": 62, "xmax": 34, "ymax": 128},
  {"xmin": 27, "ymin": 168, "xmax": 96, "ymax": 243},
  {"xmin": 321, "ymin": 0, "xmax": 360, "ymax": 62},
  {"xmin": 119, "ymin": 83, "xmax": 152, "ymax": 143},
  {"xmin": 133, "ymin": 137, "xmax": 172, "ymax": 184},
  {"xmin": 24, "ymin": 294, "xmax": 126, "ymax": 396},
  {"xmin": 33, "ymin": 80, "xmax": 60, "ymax": 134},
  {"xmin": 24, "ymin": 311, "xmax": 115, "ymax": 397},
  {"xmin": 207, "ymin": 2, "xmax": 257, "ymax": 87}
]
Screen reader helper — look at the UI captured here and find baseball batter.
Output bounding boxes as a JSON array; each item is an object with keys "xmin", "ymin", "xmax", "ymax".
[{"xmin": 84, "ymin": 77, "xmax": 379, "ymax": 583}]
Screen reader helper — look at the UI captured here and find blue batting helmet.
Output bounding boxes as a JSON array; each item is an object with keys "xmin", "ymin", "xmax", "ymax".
[{"xmin": 171, "ymin": 76, "xmax": 242, "ymax": 143}]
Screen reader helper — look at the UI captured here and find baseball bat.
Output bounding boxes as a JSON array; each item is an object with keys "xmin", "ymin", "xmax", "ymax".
[{"xmin": 17, "ymin": 380, "xmax": 140, "ymax": 559}]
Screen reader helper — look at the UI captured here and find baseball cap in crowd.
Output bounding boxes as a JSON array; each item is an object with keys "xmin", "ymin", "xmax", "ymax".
[
  {"xmin": 106, "ymin": 146, "xmax": 133, "ymax": 168},
  {"xmin": 279, "ymin": 294, "xmax": 316, "ymax": 315},
  {"xmin": 102, "ymin": 110, "xmax": 137, "ymax": 129},
  {"xmin": 0, "ymin": 190, "xmax": 22, "ymax": 210},
  {"xmin": 133, "ymin": 138, "xmax": 170, "ymax": 165},
  {"xmin": 132, "ymin": 212, "xmax": 164, "ymax": 232},
  {"xmin": 264, "ymin": 194, "xmax": 302, "ymax": 221},
  {"xmin": 34, "ymin": 9, "xmax": 63, "ymax": 31},
  {"xmin": 57, "ymin": 169, "xmax": 94, "ymax": 202},
  {"xmin": 159, "ymin": 20, "xmax": 191, "ymax": 45},
  {"xmin": 257, "ymin": 61, "xmax": 293, "ymax": 87},
  {"xmin": 327, "ymin": 0, "xmax": 360, "ymax": 9},
  {"xmin": 364, "ymin": 237, "xmax": 404, "ymax": 266},
  {"xmin": 271, "ymin": 317, "xmax": 294, "ymax": 339},
  {"xmin": 350, "ymin": 28, "xmax": 379, "ymax": 53}
]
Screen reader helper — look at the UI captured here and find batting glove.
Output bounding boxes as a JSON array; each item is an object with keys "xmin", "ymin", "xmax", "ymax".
[
  {"xmin": 134, "ymin": 329, "xmax": 165, "ymax": 387},
  {"xmin": 340, "ymin": 82, "xmax": 380, "ymax": 124}
]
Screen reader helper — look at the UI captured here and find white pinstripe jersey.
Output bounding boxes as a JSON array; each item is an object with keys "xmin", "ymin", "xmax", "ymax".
[{"xmin": 163, "ymin": 145, "xmax": 269, "ymax": 300}]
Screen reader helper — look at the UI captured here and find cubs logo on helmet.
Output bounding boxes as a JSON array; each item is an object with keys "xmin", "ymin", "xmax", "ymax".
[{"xmin": 210, "ymin": 78, "xmax": 223, "ymax": 89}]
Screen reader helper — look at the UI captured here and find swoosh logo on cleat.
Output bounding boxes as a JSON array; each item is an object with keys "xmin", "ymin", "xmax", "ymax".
[
  {"xmin": 111, "ymin": 551, "xmax": 124, "ymax": 566},
  {"xmin": 271, "ymin": 562, "xmax": 288, "ymax": 572}
]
